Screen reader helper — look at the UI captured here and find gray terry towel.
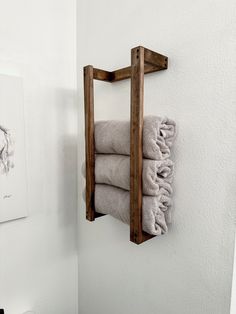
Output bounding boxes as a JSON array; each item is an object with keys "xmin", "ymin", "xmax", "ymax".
[
  {"xmin": 95, "ymin": 154, "xmax": 173, "ymax": 196},
  {"xmin": 95, "ymin": 184, "xmax": 172, "ymax": 236},
  {"xmin": 95, "ymin": 115, "xmax": 176, "ymax": 160}
]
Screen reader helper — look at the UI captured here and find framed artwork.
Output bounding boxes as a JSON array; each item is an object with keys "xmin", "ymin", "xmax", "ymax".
[{"xmin": 0, "ymin": 74, "xmax": 28, "ymax": 223}]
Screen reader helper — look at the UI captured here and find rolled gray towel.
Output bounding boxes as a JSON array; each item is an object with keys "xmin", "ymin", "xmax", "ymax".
[
  {"xmin": 95, "ymin": 154, "xmax": 173, "ymax": 196},
  {"xmin": 95, "ymin": 184, "xmax": 172, "ymax": 236},
  {"xmin": 95, "ymin": 115, "xmax": 176, "ymax": 160}
]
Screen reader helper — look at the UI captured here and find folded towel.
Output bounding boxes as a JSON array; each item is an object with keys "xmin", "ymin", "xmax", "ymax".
[
  {"xmin": 95, "ymin": 184, "xmax": 172, "ymax": 236},
  {"xmin": 95, "ymin": 115, "xmax": 176, "ymax": 160},
  {"xmin": 95, "ymin": 154, "xmax": 173, "ymax": 196}
]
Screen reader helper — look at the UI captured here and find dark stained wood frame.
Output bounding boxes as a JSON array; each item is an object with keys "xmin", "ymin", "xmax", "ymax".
[{"xmin": 84, "ymin": 46, "xmax": 168, "ymax": 244}]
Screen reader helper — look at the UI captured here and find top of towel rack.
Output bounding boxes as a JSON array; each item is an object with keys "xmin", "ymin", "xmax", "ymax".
[
  {"xmin": 84, "ymin": 46, "xmax": 168, "ymax": 244},
  {"xmin": 90, "ymin": 47, "xmax": 167, "ymax": 83}
]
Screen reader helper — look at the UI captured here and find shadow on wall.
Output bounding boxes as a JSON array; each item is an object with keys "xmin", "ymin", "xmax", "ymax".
[{"xmin": 56, "ymin": 88, "xmax": 78, "ymax": 252}]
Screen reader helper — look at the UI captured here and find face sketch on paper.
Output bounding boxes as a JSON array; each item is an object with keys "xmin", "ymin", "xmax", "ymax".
[{"xmin": 0, "ymin": 125, "xmax": 14, "ymax": 175}]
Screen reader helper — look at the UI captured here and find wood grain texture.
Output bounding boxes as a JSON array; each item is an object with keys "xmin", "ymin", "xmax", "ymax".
[
  {"xmin": 93, "ymin": 68, "xmax": 112, "ymax": 82},
  {"xmin": 84, "ymin": 65, "xmax": 95, "ymax": 221},
  {"xmin": 144, "ymin": 47, "xmax": 168, "ymax": 69},
  {"xmin": 84, "ymin": 66, "xmax": 106, "ymax": 221},
  {"xmin": 111, "ymin": 64, "xmax": 165, "ymax": 82},
  {"xmin": 130, "ymin": 46, "xmax": 144, "ymax": 244},
  {"xmin": 130, "ymin": 47, "xmax": 155, "ymax": 244},
  {"xmin": 93, "ymin": 63, "xmax": 167, "ymax": 83}
]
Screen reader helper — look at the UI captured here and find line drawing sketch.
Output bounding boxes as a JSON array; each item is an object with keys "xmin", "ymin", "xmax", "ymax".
[
  {"xmin": 0, "ymin": 74, "xmax": 28, "ymax": 223},
  {"xmin": 0, "ymin": 124, "xmax": 14, "ymax": 175}
]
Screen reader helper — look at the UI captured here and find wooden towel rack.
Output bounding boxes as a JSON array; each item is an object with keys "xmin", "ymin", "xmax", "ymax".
[{"xmin": 84, "ymin": 46, "xmax": 168, "ymax": 244}]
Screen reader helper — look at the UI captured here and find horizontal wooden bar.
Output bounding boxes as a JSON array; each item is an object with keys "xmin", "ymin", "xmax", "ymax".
[
  {"xmin": 93, "ymin": 68, "xmax": 112, "ymax": 82},
  {"xmin": 144, "ymin": 63, "xmax": 166, "ymax": 75},
  {"xmin": 111, "ymin": 64, "xmax": 164, "ymax": 82},
  {"xmin": 144, "ymin": 46, "xmax": 168, "ymax": 69},
  {"xmin": 91, "ymin": 63, "xmax": 167, "ymax": 83},
  {"xmin": 111, "ymin": 66, "xmax": 131, "ymax": 82}
]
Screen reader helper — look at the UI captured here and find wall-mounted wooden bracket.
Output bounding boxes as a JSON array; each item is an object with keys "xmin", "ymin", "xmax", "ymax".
[{"xmin": 84, "ymin": 46, "xmax": 168, "ymax": 244}]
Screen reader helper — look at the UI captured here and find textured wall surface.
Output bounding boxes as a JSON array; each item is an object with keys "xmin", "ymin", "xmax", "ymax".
[
  {"xmin": 77, "ymin": 0, "xmax": 236, "ymax": 314},
  {"xmin": 0, "ymin": 0, "xmax": 78, "ymax": 313},
  {"xmin": 231, "ymin": 242, "xmax": 236, "ymax": 313}
]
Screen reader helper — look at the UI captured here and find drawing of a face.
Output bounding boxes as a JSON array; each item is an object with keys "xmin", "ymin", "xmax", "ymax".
[{"xmin": 0, "ymin": 125, "xmax": 14, "ymax": 175}]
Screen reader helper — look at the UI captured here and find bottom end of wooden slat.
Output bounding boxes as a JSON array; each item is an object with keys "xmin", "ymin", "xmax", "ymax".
[
  {"xmin": 130, "ymin": 231, "xmax": 155, "ymax": 245},
  {"xmin": 86, "ymin": 214, "xmax": 95, "ymax": 221}
]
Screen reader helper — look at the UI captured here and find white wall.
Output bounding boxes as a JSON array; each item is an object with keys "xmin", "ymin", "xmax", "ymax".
[
  {"xmin": 77, "ymin": 1, "xmax": 236, "ymax": 314},
  {"xmin": 0, "ymin": 1, "xmax": 78, "ymax": 313},
  {"xmin": 231, "ymin": 242, "xmax": 236, "ymax": 313}
]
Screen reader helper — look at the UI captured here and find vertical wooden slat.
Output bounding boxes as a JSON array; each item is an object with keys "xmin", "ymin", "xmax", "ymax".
[
  {"xmin": 84, "ymin": 65, "xmax": 95, "ymax": 221},
  {"xmin": 130, "ymin": 46, "xmax": 145, "ymax": 244}
]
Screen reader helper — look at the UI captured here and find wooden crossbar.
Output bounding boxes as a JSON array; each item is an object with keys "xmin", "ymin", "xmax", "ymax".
[
  {"xmin": 84, "ymin": 46, "xmax": 168, "ymax": 244},
  {"xmin": 92, "ymin": 48, "xmax": 167, "ymax": 83}
]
